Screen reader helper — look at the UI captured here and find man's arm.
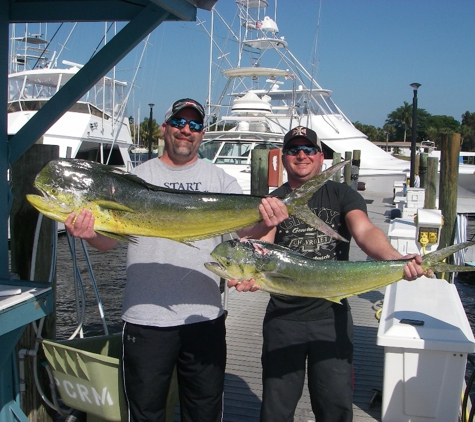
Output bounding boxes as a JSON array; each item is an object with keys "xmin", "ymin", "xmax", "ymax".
[
  {"xmin": 345, "ymin": 209, "xmax": 425, "ymax": 279},
  {"xmin": 64, "ymin": 209, "xmax": 119, "ymax": 251}
]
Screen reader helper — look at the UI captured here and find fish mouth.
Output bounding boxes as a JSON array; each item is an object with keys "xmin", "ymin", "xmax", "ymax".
[
  {"xmin": 204, "ymin": 261, "xmax": 224, "ymax": 271},
  {"xmin": 204, "ymin": 261, "xmax": 230, "ymax": 279}
]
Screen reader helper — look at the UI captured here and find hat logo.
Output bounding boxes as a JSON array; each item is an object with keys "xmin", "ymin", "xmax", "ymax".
[{"xmin": 292, "ymin": 127, "xmax": 307, "ymax": 137}]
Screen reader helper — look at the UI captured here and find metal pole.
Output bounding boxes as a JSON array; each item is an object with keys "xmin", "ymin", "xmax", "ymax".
[
  {"xmin": 148, "ymin": 103, "xmax": 154, "ymax": 160},
  {"xmin": 409, "ymin": 83, "xmax": 421, "ymax": 187}
]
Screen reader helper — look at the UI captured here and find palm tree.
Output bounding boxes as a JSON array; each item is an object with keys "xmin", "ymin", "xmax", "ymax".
[
  {"xmin": 139, "ymin": 117, "xmax": 161, "ymax": 148},
  {"xmin": 386, "ymin": 101, "xmax": 412, "ymax": 142},
  {"xmin": 383, "ymin": 124, "xmax": 395, "ymax": 152}
]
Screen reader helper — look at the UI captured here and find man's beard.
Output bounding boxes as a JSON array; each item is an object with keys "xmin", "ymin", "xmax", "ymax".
[{"xmin": 172, "ymin": 141, "xmax": 193, "ymax": 157}]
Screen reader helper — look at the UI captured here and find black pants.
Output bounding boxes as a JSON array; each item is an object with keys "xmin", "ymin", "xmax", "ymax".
[
  {"xmin": 260, "ymin": 311, "xmax": 354, "ymax": 422},
  {"xmin": 122, "ymin": 314, "xmax": 226, "ymax": 422}
]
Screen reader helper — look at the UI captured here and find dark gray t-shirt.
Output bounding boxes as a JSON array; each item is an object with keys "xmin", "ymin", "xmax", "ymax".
[{"xmin": 267, "ymin": 180, "xmax": 367, "ymax": 320}]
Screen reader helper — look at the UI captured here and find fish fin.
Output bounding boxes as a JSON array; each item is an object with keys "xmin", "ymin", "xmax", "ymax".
[
  {"xmin": 325, "ymin": 296, "xmax": 346, "ymax": 304},
  {"xmin": 179, "ymin": 241, "xmax": 198, "ymax": 249},
  {"xmin": 262, "ymin": 272, "xmax": 295, "ymax": 283},
  {"xmin": 84, "ymin": 161, "xmax": 161, "ymax": 192},
  {"xmin": 96, "ymin": 230, "xmax": 138, "ymax": 244},
  {"xmin": 95, "ymin": 200, "xmax": 135, "ymax": 213},
  {"xmin": 291, "ymin": 206, "xmax": 349, "ymax": 243}
]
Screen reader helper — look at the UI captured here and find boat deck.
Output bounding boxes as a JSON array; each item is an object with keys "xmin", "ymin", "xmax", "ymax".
[
  {"xmin": 224, "ymin": 287, "xmax": 384, "ymax": 421},
  {"xmin": 221, "ymin": 189, "xmax": 394, "ymax": 421}
]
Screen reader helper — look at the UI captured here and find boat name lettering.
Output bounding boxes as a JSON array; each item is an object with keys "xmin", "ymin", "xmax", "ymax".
[{"xmin": 55, "ymin": 378, "xmax": 115, "ymax": 407}]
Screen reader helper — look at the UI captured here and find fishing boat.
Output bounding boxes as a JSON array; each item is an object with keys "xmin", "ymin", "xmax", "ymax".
[
  {"xmin": 8, "ymin": 23, "xmax": 135, "ymax": 169},
  {"xmin": 198, "ymin": 0, "xmax": 412, "ymax": 193},
  {"xmin": 199, "ymin": 1, "xmax": 475, "ymax": 194}
]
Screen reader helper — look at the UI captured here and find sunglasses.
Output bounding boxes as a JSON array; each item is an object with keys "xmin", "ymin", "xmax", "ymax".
[
  {"xmin": 169, "ymin": 117, "xmax": 204, "ymax": 132},
  {"xmin": 283, "ymin": 145, "xmax": 321, "ymax": 156}
]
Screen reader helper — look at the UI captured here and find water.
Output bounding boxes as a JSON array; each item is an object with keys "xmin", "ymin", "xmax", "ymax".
[{"xmin": 55, "ymin": 234, "xmax": 127, "ymax": 339}]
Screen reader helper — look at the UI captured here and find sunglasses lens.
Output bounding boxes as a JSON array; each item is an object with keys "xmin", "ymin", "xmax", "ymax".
[
  {"xmin": 285, "ymin": 146, "xmax": 319, "ymax": 156},
  {"xmin": 189, "ymin": 121, "xmax": 204, "ymax": 132},
  {"xmin": 170, "ymin": 118, "xmax": 185, "ymax": 128},
  {"xmin": 170, "ymin": 118, "xmax": 203, "ymax": 132}
]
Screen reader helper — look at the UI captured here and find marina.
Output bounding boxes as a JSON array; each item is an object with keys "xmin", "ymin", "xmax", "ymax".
[{"xmin": 2, "ymin": 1, "xmax": 475, "ymax": 422}]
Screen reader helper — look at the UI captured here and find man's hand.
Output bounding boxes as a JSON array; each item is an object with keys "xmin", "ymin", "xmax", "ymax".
[
  {"xmin": 402, "ymin": 254, "xmax": 432, "ymax": 280},
  {"xmin": 64, "ymin": 209, "xmax": 97, "ymax": 240},
  {"xmin": 258, "ymin": 197, "xmax": 288, "ymax": 227},
  {"xmin": 227, "ymin": 278, "xmax": 259, "ymax": 292}
]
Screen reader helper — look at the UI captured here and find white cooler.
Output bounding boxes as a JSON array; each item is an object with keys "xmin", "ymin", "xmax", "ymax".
[{"xmin": 377, "ymin": 277, "xmax": 475, "ymax": 422}]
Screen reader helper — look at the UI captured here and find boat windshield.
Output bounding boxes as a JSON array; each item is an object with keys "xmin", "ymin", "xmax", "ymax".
[{"xmin": 199, "ymin": 140, "xmax": 280, "ymax": 164}]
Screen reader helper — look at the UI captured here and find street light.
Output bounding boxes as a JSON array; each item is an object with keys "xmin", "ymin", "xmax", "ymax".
[
  {"xmin": 148, "ymin": 103, "xmax": 154, "ymax": 160},
  {"xmin": 409, "ymin": 83, "xmax": 421, "ymax": 187}
]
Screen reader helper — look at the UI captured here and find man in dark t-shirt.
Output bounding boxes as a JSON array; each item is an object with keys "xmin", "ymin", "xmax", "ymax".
[{"xmin": 228, "ymin": 126, "xmax": 426, "ymax": 422}]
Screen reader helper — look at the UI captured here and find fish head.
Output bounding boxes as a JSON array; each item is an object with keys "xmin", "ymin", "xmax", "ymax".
[
  {"xmin": 34, "ymin": 159, "xmax": 96, "ymax": 195},
  {"xmin": 26, "ymin": 159, "xmax": 106, "ymax": 222},
  {"xmin": 205, "ymin": 239, "xmax": 263, "ymax": 282}
]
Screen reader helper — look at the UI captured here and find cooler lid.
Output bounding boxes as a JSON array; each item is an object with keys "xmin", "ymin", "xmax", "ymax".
[{"xmin": 377, "ymin": 277, "xmax": 475, "ymax": 353}]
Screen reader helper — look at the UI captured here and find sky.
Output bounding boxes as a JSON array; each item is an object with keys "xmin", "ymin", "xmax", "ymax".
[{"xmin": 11, "ymin": 0, "xmax": 475, "ymax": 129}]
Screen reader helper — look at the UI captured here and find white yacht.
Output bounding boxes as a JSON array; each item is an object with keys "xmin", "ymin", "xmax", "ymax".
[
  {"xmin": 198, "ymin": 0, "xmax": 410, "ymax": 193},
  {"xmin": 8, "ymin": 24, "xmax": 135, "ymax": 169}
]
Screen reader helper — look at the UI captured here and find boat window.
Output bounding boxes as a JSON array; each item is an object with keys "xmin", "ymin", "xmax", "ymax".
[
  {"xmin": 200, "ymin": 140, "xmax": 281, "ymax": 165},
  {"xmin": 89, "ymin": 104, "xmax": 109, "ymax": 119},
  {"xmin": 9, "ymin": 100, "xmax": 92, "ymax": 114},
  {"xmin": 199, "ymin": 141, "xmax": 221, "ymax": 161},
  {"xmin": 21, "ymin": 79, "xmax": 58, "ymax": 100},
  {"xmin": 8, "ymin": 78, "xmax": 23, "ymax": 101},
  {"xmin": 215, "ymin": 142, "xmax": 252, "ymax": 164},
  {"xmin": 69, "ymin": 103, "xmax": 90, "ymax": 114},
  {"xmin": 7, "ymin": 101, "xmax": 21, "ymax": 112},
  {"xmin": 321, "ymin": 142, "xmax": 334, "ymax": 160},
  {"xmin": 20, "ymin": 100, "xmax": 47, "ymax": 111},
  {"xmin": 75, "ymin": 145, "xmax": 125, "ymax": 166}
]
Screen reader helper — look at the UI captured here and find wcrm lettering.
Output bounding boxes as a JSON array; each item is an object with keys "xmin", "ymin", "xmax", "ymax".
[{"xmin": 56, "ymin": 378, "xmax": 115, "ymax": 407}]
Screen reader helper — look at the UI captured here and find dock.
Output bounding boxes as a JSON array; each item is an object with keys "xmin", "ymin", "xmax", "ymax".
[{"xmin": 222, "ymin": 188, "xmax": 395, "ymax": 421}]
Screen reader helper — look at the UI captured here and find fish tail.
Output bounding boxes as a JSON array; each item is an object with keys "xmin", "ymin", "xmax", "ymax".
[
  {"xmin": 283, "ymin": 160, "xmax": 350, "ymax": 207},
  {"xmin": 429, "ymin": 263, "xmax": 475, "ymax": 273},
  {"xmin": 280, "ymin": 160, "xmax": 350, "ymax": 243},
  {"xmin": 422, "ymin": 241, "xmax": 475, "ymax": 270}
]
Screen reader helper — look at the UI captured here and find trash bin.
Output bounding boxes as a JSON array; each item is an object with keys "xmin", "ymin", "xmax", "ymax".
[
  {"xmin": 42, "ymin": 334, "xmax": 178, "ymax": 422},
  {"xmin": 377, "ymin": 277, "xmax": 475, "ymax": 422}
]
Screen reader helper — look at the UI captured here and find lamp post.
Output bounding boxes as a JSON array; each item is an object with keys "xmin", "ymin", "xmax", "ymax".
[
  {"xmin": 409, "ymin": 83, "xmax": 421, "ymax": 187},
  {"xmin": 148, "ymin": 103, "xmax": 154, "ymax": 160}
]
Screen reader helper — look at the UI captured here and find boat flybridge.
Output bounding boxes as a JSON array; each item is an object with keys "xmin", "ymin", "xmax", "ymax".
[
  {"xmin": 199, "ymin": 0, "xmax": 410, "ymax": 193},
  {"xmin": 8, "ymin": 24, "xmax": 135, "ymax": 170}
]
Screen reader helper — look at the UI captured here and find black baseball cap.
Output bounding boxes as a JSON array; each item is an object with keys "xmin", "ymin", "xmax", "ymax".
[
  {"xmin": 165, "ymin": 98, "xmax": 205, "ymax": 123},
  {"xmin": 283, "ymin": 126, "xmax": 322, "ymax": 151}
]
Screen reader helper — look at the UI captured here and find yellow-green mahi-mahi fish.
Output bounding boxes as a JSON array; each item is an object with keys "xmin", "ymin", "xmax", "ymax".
[
  {"xmin": 204, "ymin": 239, "xmax": 475, "ymax": 302},
  {"xmin": 26, "ymin": 158, "xmax": 350, "ymax": 244}
]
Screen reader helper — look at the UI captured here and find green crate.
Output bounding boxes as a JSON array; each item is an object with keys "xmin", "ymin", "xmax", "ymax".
[{"xmin": 42, "ymin": 334, "xmax": 178, "ymax": 422}]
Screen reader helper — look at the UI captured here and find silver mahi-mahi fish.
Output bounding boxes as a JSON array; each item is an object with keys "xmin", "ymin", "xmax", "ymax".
[
  {"xmin": 26, "ymin": 158, "xmax": 350, "ymax": 244},
  {"xmin": 204, "ymin": 239, "xmax": 475, "ymax": 302}
]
